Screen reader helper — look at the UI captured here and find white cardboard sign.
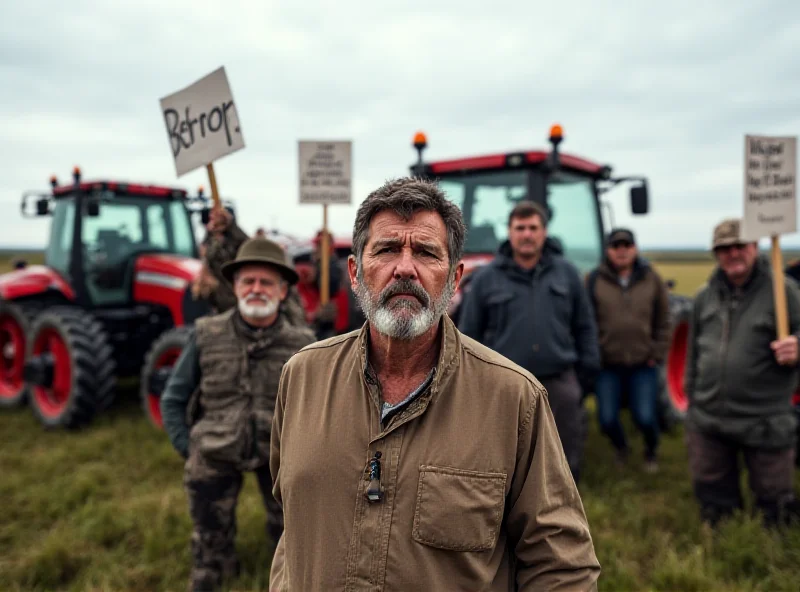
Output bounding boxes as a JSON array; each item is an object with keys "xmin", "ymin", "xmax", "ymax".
[
  {"xmin": 742, "ymin": 134, "xmax": 797, "ymax": 240},
  {"xmin": 160, "ymin": 67, "xmax": 245, "ymax": 177},
  {"xmin": 298, "ymin": 140, "xmax": 352, "ymax": 204}
]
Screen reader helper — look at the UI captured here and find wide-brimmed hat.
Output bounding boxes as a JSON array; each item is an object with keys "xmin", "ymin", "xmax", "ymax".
[{"xmin": 220, "ymin": 237, "xmax": 299, "ymax": 285}]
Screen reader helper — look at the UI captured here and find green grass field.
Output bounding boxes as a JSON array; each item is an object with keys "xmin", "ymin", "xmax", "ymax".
[{"xmin": 2, "ymin": 251, "xmax": 800, "ymax": 591}]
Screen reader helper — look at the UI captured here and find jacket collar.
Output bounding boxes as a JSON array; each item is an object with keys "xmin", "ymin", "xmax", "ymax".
[
  {"xmin": 710, "ymin": 253, "xmax": 770, "ymax": 296},
  {"xmin": 495, "ymin": 237, "xmax": 563, "ymax": 276},
  {"xmin": 598, "ymin": 255, "xmax": 650, "ymax": 283},
  {"xmin": 356, "ymin": 314, "xmax": 462, "ymax": 402}
]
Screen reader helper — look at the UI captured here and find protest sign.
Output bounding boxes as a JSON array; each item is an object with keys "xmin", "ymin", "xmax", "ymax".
[
  {"xmin": 742, "ymin": 134, "xmax": 798, "ymax": 339},
  {"xmin": 160, "ymin": 66, "xmax": 245, "ymax": 209},
  {"xmin": 298, "ymin": 140, "xmax": 353, "ymax": 303},
  {"xmin": 742, "ymin": 135, "xmax": 796, "ymax": 240},
  {"xmin": 298, "ymin": 141, "xmax": 352, "ymax": 205}
]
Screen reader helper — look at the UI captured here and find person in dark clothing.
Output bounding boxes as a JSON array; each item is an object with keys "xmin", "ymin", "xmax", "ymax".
[
  {"xmin": 685, "ymin": 217, "xmax": 800, "ymax": 528},
  {"xmin": 586, "ymin": 228, "xmax": 671, "ymax": 472},
  {"xmin": 458, "ymin": 200, "xmax": 600, "ymax": 483},
  {"xmin": 309, "ymin": 229, "xmax": 343, "ymax": 339}
]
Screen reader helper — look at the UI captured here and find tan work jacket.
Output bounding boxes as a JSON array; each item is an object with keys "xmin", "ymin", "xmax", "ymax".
[{"xmin": 270, "ymin": 315, "xmax": 600, "ymax": 591}]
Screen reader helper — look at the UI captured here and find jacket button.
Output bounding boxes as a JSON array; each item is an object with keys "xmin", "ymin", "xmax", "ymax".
[{"xmin": 532, "ymin": 344, "xmax": 539, "ymax": 352}]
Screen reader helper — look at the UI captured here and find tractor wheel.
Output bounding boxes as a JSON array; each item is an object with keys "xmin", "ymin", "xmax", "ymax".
[
  {"xmin": 140, "ymin": 326, "xmax": 193, "ymax": 429},
  {"xmin": 0, "ymin": 301, "xmax": 32, "ymax": 407},
  {"xmin": 25, "ymin": 307, "xmax": 116, "ymax": 429},
  {"xmin": 660, "ymin": 295, "xmax": 693, "ymax": 424}
]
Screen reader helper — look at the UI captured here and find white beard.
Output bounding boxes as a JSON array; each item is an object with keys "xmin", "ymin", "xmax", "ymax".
[
  {"xmin": 354, "ymin": 270, "xmax": 456, "ymax": 340},
  {"xmin": 238, "ymin": 296, "xmax": 279, "ymax": 319}
]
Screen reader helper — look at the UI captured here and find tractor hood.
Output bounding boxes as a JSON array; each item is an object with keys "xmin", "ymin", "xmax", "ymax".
[
  {"xmin": 0, "ymin": 265, "xmax": 75, "ymax": 301},
  {"xmin": 134, "ymin": 254, "xmax": 204, "ymax": 287}
]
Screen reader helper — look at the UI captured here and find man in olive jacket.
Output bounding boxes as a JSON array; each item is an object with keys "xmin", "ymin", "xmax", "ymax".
[
  {"xmin": 586, "ymin": 228, "xmax": 671, "ymax": 471},
  {"xmin": 161, "ymin": 237, "xmax": 316, "ymax": 591},
  {"xmin": 685, "ymin": 217, "xmax": 800, "ymax": 527},
  {"xmin": 270, "ymin": 178, "xmax": 599, "ymax": 591}
]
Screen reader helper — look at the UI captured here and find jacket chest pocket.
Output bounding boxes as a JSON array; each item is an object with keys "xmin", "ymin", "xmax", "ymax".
[
  {"xmin": 412, "ymin": 465, "xmax": 507, "ymax": 552},
  {"xmin": 485, "ymin": 291, "xmax": 514, "ymax": 341},
  {"xmin": 548, "ymin": 282, "xmax": 571, "ymax": 319},
  {"xmin": 201, "ymin": 356, "xmax": 243, "ymax": 393}
]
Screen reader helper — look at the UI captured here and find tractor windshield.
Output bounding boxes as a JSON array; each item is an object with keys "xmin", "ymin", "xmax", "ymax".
[
  {"xmin": 46, "ymin": 194, "xmax": 197, "ymax": 304},
  {"xmin": 437, "ymin": 169, "xmax": 603, "ymax": 275}
]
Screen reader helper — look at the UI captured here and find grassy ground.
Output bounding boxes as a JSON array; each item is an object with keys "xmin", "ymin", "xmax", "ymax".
[{"xmin": 2, "ymin": 251, "xmax": 800, "ymax": 591}]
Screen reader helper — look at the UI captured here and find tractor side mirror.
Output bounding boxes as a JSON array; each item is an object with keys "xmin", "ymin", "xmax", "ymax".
[
  {"xmin": 86, "ymin": 199, "xmax": 101, "ymax": 217},
  {"xmin": 630, "ymin": 184, "xmax": 649, "ymax": 214},
  {"xmin": 36, "ymin": 198, "xmax": 50, "ymax": 216}
]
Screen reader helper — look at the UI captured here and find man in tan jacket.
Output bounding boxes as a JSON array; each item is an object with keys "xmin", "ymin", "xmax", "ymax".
[{"xmin": 270, "ymin": 177, "xmax": 600, "ymax": 591}]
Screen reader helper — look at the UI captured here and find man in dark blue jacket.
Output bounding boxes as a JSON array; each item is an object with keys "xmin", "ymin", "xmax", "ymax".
[{"xmin": 458, "ymin": 201, "xmax": 600, "ymax": 483}]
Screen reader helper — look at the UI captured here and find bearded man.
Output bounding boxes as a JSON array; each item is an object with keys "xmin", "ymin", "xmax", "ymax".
[
  {"xmin": 268, "ymin": 177, "xmax": 600, "ymax": 591},
  {"xmin": 160, "ymin": 237, "xmax": 316, "ymax": 592}
]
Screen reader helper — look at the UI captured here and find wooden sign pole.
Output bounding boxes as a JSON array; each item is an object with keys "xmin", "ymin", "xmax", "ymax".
[
  {"xmin": 206, "ymin": 162, "xmax": 222, "ymax": 210},
  {"xmin": 771, "ymin": 234, "xmax": 789, "ymax": 339},
  {"xmin": 321, "ymin": 204, "xmax": 330, "ymax": 304}
]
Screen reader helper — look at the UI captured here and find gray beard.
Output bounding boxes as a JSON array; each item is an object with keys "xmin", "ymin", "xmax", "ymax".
[{"xmin": 354, "ymin": 268, "xmax": 456, "ymax": 340}]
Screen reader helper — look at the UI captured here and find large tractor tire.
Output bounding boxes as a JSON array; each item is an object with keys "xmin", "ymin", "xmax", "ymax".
[
  {"xmin": 0, "ymin": 300, "xmax": 32, "ymax": 408},
  {"xmin": 660, "ymin": 294, "xmax": 693, "ymax": 426},
  {"xmin": 140, "ymin": 326, "xmax": 193, "ymax": 429},
  {"xmin": 25, "ymin": 307, "xmax": 116, "ymax": 429}
]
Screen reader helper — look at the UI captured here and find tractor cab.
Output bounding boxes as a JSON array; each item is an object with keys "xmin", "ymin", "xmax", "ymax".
[
  {"xmin": 0, "ymin": 167, "xmax": 232, "ymax": 429},
  {"xmin": 409, "ymin": 126, "xmax": 649, "ymax": 279},
  {"xmin": 409, "ymin": 127, "xmax": 693, "ymax": 430},
  {"xmin": 21, "ymin": 167, "xmax": 210, "ymax": 308}
]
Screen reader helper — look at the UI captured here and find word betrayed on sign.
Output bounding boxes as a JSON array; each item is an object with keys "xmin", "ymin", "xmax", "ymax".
[
  {"xmin": 159, "ymin": 66, "xmax": 245, "ymax": 177},
  {"xmin": 298, "ymin": 140, "xmax": 352, "ymax": 205},
  {"xmin": 742, "ymin": 135, "xmax": 797, "ymax": 241}
]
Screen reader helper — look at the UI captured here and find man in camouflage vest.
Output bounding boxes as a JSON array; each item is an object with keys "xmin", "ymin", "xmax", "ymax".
[
  {"xmin": 161, "ymin": 236, "xmax": 316, "ymax": 592},
  {"xmin": 192, "ymin": 206, "xmax": 308, "ymax": 327}
]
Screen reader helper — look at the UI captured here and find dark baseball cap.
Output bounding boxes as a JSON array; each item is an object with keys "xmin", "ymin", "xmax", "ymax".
[{"xmin": 607, "ymin": 228, "xmax": 636, "ymax": 246}]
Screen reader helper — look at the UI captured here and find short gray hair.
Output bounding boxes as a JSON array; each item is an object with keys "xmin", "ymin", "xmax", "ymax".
[{"xmin": 352, "ymin": 177, "xmax": 466, "ymax": 271}]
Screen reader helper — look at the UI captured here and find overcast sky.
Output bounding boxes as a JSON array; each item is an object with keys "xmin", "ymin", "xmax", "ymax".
[{"xmin": 1, "ymin": 0, "xmax": 799, "ymax": 250}]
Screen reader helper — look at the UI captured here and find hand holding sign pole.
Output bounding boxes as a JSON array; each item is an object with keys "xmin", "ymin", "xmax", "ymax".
[
  {"xmin": 298, "ymin": 140, "xmax": 352, "ymax": 305},
  {"xmin": 160, "ymin": 66, "xmax": 245, "ymax": 213},
  {"xmin": 741, "ymin": 134, "xmax": 797, "ymax": 339}
]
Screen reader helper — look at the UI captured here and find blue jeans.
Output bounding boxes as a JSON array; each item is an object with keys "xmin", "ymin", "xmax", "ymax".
[{"xmin": 595, "ymin": 365, "xmax": 660, "ymax": 459}]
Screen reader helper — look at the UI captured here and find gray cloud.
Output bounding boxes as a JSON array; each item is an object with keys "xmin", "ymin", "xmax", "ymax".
[{"xmin": 1, "ymin": 0, "xmax": 800, "ymax": 249}]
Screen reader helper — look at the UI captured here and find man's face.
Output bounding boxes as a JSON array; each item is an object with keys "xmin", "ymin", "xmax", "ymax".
[
  {"xmin": 234, "ymin": 264, "xmax": 288, "ymax": 319},
  {"xmin": 714, "ymin": 242, "xmax": 758, "ymax": 284},
  {"xmin": 348, "ymin": 209, "xmax": 464, "ymax": 340},
  {"xmin": 606, "ymin": 238, "xmax": 637, "ymax": 270},
  {"xmin": 508, "ymin": 214, "xmax": 546, "ymax": 259}
]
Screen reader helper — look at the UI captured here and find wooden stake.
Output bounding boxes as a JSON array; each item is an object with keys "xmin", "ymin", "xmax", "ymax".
[
  {"xmin": 771, "ymin": 234, "xmax": 789, "ymax": 340},
  {"xmin": 320, "ymin": 204, "xmax": 330, "ymax": 304},
  {"xmin": 206, "ymin": 162, "xmax": 222, "ymax": 210}
]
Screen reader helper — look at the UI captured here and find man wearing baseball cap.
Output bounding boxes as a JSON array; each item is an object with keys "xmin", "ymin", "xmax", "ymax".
[
  {"xmin": 684, "ymin": 217, "xmax": 800, "ymax": 527},
  {"xmin": 586, "ymin": 227, "xmax": 671, "ymax": 472}
]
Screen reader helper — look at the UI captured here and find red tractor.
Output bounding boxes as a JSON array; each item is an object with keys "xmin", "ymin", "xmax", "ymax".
[
  {"xmin": 0, "ymin": 168, "xmax": 222, "ymax": 429},
  {"xmin": 407, "ymin": 125, "xmax": 692, "ymax": 427}
]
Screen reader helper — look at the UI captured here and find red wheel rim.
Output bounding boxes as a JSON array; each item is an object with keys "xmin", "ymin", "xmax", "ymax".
[
  {"xmin": 148, "ymin": 347, "xmax": 181, "ymax": 428},
  {"xmin": 0, "ymin": 313, "xmax": 25, "ymax": 399},
  {"xmin": 32, "ymin": 327, "xmax": 73, "ymax": 418},
  {"xmin": 666, "ymin": 321, "xmax": 689, "ymax": 413}
]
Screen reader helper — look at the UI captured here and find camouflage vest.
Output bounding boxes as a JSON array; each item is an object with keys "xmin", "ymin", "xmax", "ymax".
[{"xmin": 190, "ymin": 308, "xmax": 316, "ymax": 470}]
